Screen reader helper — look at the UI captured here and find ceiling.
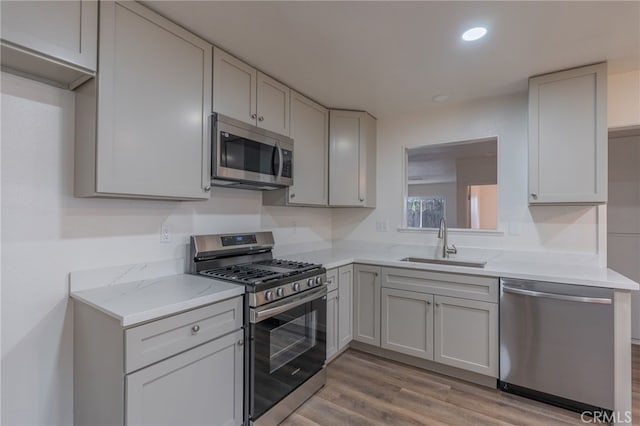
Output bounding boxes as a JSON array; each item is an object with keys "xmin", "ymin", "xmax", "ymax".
[{"xmin": 143, "ymin": 1, "xmax": 640, "ymax": 118}]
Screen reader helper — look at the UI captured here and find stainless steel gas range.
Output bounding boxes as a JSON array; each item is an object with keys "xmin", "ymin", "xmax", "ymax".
[{"xmin": 190, "ymin": 232, "xmax": 327, "ymax": 426}]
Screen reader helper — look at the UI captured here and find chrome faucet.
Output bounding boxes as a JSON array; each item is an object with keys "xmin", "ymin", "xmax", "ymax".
[{"xmin": 437, "ymin": 217, "xmax": 457, "ymax": 258}]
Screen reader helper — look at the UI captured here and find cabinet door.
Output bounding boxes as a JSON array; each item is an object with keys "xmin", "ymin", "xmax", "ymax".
[
  {"xmin": 434, "ymin": 296, "xmax": 498, "ymax": 377},
  {"xmin": 96, "ymin": 1, "xmax": 211, "ymax": 199},
  {"xmin": 337, "ymin": 265, "xmax": 353, "ymax": 350},
  {"xmin": 213, "ymin": 47, "xmax": 257, "ymax": 125},
  {"xmin": 326, "ymin": 268, "xmax": 338, "ymax": 293},
  {"xmin": 329, "ymin": 110, "xmax": 366, "ymax": 206},
  {"xmin": 381, "ymin": 288, "xmax": 433, "ymax": 360},
  {"xmin": 1, "ymin": 0, "xmax": 97, "ymax": 71},
  {"xmin": 529, "ymin": 62, "xmax": 607, "ymax": 204},
  {"xmin": 257, "ymin": 71, "xmax": 290, "ymax": 135},
  {"xmin": 126, "ymin": 329, "xmax": 244, "ymax": 426},
  {"xmin": 288, "ymin": 91, "xmax": 328, "ymax": 205},
  {"xmin": 326, "ymin": 290, "xmax": 339, "ymax": 361},
  {"xmin": 353, "ymin": 265, "xmax": 381, "ymax": 346}
]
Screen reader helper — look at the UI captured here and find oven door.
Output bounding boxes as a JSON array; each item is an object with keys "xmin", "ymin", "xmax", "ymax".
[{"xmin": 249, "ymin": 286, "xmax": 326, "ymax": 421}]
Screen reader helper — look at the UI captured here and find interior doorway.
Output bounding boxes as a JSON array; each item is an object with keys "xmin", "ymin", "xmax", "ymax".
[{"xmin": 607, "ymin": 126, "xmax": 640, "ymax": 342}]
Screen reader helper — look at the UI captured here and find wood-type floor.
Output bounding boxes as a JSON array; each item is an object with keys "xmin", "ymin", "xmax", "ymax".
[{"xmin": 282, "ymin": 345, "xmax": 640, "ymax": 425}]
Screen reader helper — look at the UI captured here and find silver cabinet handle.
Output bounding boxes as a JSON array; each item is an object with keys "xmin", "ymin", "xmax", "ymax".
[
  {"xmin": 191, "ymin": 325, "xmax": 200, "ymax": 334},
  {"xmin": 204, "ymin": 184, "xmax": 211, "ymax": 192},
  {"xmin": 502, "ymin": 286, "xmax": 612, "ymax": 304},
  {"xmin": 290, "ymin": 193, "xmax": 295, "ymax": 199},
  {"xmin": 237, "ymin": 339, "xmax": 244, "ymax": 347},
  {"xmin": 359, "ymin": 197, "xmax": 365, "ymax": 202},
  {"xmin": 531, "ymin": 193, "xmax": 538, "ymax": 199},
  {"xmin": 426, "ymin": 301, "xmax": 431, "ymax": 305},
  {"xmin": 258, "ymin": 116, "xmax": 264, "ymax": 122},
  {"xmin": 435, "ymin": 303, "xmax": 440, "ymax": 307},
  {"xmin": 251, "ymin": 113, "xmax": 257, "ymax": 119}
]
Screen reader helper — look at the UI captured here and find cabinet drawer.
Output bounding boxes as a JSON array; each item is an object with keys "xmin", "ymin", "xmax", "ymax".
[
  {"xmin": 125, "ymin": 296, "xmax": 243, "ymax": 373},
  {"xmin": 326, "ymin": 268, "xmax": 338, "ymax": 292},
  {"xmin": 381, "ymin": 267, "xmax": 498, "ymax": 303}
]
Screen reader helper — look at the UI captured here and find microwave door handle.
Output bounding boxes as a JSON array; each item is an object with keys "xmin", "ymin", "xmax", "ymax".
[{"xmin": 276, "ymin": 142, "xmax": 284, "ymax": 178}]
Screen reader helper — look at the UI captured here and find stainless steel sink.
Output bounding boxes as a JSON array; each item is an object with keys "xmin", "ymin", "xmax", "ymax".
[{"xmin": 399, "ymin": 257, "xmax": 487, "ymax": 268}]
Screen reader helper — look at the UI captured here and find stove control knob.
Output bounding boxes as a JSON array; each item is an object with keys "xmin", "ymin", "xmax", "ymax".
[
  {"xmin": 265, "ymin": 291, "xmax": 274, "ymax": 302},
  {"xmin": 307, "ymin": 278, "xmax": 314, "ymax": 287},
  {"xmin": 293, "ymin": 282, "xmax": 301, "ymax": 292},
  {"xmin": 276, "ymin": 287, "xmax": 284, "ymax": 297},
  {"xmin": 315, "ymin": 277, "xmax": 322, "ymax": 285}
]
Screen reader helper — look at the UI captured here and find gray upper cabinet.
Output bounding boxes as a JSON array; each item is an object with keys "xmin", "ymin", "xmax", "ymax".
[
  {"xmin": 213, "ymin": 47, "xmax": 257, "ymax": 125},
  {"xmin": 74, "ymin": 1, "xmax": 212, "ymax": 200},
  {"xmin": 329, "ymin": 110, "xmax": 377, "ymax": 207},
  {"xmin": 213, "ymin": 47, "xmax": 290, "ymax": 135},
  {"xmin": 528, "ymin": 62, "xmax": 607, "ymax": 204},
  {"xmin": 264, "ymin": 91, "xmax": 329, "ymax": 206},
  {"xmin": 353, "ymin": 264, "xmax": 381, "ymax": 346},
  {"xmin": 0, "ymin": 0, "xmax": 97, "ymax": 89},
  {"xmin": 288, "ymin": 92, "xmax": 329, "ymax": 205}
]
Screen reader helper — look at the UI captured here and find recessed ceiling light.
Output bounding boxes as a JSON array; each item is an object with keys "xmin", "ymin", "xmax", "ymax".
[
  {"xmin": 462, "ymin": 27, "xmax": 487, "ymax": 41},
  {"xmin": 432, "ymin": 94, "xmax": 449, "ymax": 102}
]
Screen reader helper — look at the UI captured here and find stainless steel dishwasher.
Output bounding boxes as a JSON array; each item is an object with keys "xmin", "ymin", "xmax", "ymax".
[{"xmin": 499, "ymin": 278, "xmax": 614, "ymax": 414}]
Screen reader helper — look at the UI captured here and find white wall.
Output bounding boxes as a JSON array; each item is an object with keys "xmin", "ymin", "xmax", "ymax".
[
  {"xmin": 608, "ymin": 70, "xmax": 640, "ymax": 129},
  {"xmin": 0, "ymin": 73, "xmax": 332, "ymax": 426},
  {"xmin": 333, "ymin": 92, "xmax": 601, "ymax": 254}
]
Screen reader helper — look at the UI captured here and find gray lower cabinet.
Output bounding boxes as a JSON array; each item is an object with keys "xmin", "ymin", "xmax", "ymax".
[
  {"xmin": 326, "ymin": 289, "xmax": 339, "ymax": 360},
  {"xmin": 353, "ymin": 264, "xmax": 381, "ymax": 346},
  {"xmin": 74, "ymin": 296, "xmax": 244, "ymax": 426},
  {"xmin": 433, "ymin": 295, "xmax": 498, "ymax": 377},
  {"xmin": 379, "ymin": 267, "xmax": 499, "ymax": 378},
  {"xmin": 381, "ymin": 288, "xmax": 434, "ymax": 360},
  {"xmin": 337, "ymin": 265, "xmax": 354, "ymax": 350},
  {"xmin": 326, "ymin": 265, "xmax": 354, "ymax": 362},
  {"xmin": 126, "ymin": 329, "xmax": 244, "ymax": 426}
]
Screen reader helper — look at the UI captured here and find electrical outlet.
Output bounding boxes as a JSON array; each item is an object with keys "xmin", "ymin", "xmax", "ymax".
[{"xmin": 160, "ymin": 223, "xmax": 171, "ymax": 243}]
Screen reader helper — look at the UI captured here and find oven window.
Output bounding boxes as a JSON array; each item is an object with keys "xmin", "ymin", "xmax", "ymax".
[
  {"xmin": 220, "ymin": 131, "xmax": 277, "ymax": 176},
  {"xmin": 269, "ymin": 311, "xmax": 316, "ymax": 373}
]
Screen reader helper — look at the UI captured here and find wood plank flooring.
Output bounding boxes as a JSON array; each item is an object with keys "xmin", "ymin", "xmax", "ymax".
[{"xmin": 282, "ymin": 345, "xmax": 640, "ymax": 425}]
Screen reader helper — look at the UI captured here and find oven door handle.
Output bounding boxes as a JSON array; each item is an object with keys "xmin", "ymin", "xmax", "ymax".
[{"xmin": 251, "ymin": 286, "xmax": 327, "ymax": 323}]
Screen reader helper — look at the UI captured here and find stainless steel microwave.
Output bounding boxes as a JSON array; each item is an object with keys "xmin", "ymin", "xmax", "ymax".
[{"xmin": 211, "ymin": 113, "xmax": 293, "ymax": 190}]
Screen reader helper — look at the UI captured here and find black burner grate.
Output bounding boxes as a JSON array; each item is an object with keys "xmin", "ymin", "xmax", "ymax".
[{"xmin": 200, "ymin": 258, "xmax": 321, "ymax": 285}]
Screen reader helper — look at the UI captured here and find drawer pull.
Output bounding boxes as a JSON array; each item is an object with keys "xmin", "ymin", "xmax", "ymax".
[
  {"xmin": 237, "ymin": 339, "xmax": 244, "ymax": 347},
  {"xmin": 191, "ymin": 325, "xmax": 200, "ymax": 334}
]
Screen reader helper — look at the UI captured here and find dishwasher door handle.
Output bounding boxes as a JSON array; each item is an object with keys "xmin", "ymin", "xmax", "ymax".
[{"xmin": 502, "ymin": 286, "xmax": 612, "ymax": 305}]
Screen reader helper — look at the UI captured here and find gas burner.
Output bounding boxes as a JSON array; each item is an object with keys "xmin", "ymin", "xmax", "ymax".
[
  {"xmin": 254, "ymin": 259, "xmax": 318, "ymax": 272},
  {"xmin": 201, "ymin": 258, "xmax": 323, "ymax": 286},
  {"xmin": 200, "ymin": 265, "xmax": 281, "ymax": 285}
]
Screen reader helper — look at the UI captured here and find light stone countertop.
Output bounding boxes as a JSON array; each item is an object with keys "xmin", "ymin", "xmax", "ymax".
[
  {"xmin": 282, "ymin": 247, "xmax": 639, "ymax": 291},
  {"xmin": 70, "ymin": 274, "xmax": 244, "ymax": 327}
]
